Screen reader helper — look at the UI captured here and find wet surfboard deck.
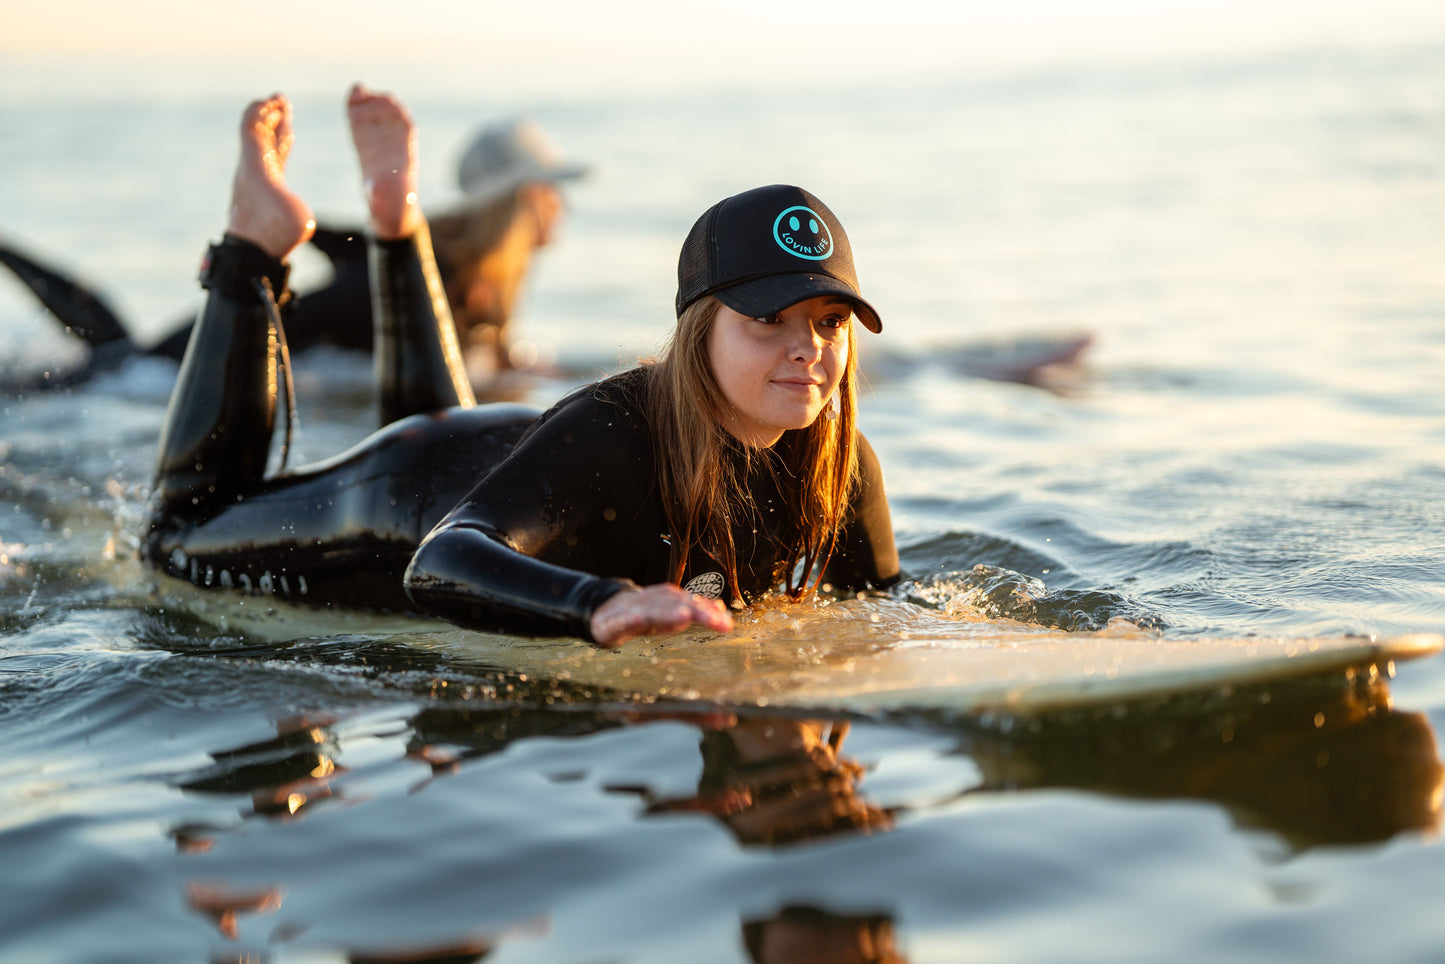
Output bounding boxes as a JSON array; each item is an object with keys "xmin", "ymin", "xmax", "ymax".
[
  {"xmin": 720, "ymin": 630, "xmax": 1444, "ymax": 714},
  {"xmin": 422, "ymin": 600, "xmax": 1444, "ymax": 715},
  {"xmin": 151, "ymin": 578, "xmax": 1442, "ymax": 716}
]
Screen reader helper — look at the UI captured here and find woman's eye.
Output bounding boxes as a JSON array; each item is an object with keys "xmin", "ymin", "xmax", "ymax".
[
  {"xmin": 756, "ymin": 314, "xmax": 782, "ymax": 325},
  {"xmin": 819, "ymin": 314, "xmax": 848, "ymax": 330}
]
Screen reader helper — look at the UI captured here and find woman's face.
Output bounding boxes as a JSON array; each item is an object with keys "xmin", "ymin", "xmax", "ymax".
[
  {"xmin": 707, "ymin": 295, "xmax": 852, "ymax": 448},
  {"xmin": 522, "ymin": 183, "xmax": 565, "ymax": 247}
]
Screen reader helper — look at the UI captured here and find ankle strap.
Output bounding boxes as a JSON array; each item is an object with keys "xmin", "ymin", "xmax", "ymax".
[{"xmin": 198, "ymin": 234, "xmax": 292, "ymax": 306}]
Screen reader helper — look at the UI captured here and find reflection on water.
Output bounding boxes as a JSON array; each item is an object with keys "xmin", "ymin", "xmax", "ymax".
[
  {"xmin": 158, "ymin": 649, "xmax": 1440, "ymax": 960},
  {"xmin": 742, "ymin": 905, "xmax": 906, "ymax": 964},
  {"xmin": 179, "ymin": 714, "xmax": 343, "ymax": 819},
  {"xmin": 171, "ymin": 698, "xmax": 912, "ymax": 961},
  {"xmin": 638, "ymin": 717, "xmax": 891, "ymax": 846},
  {"xmin": 186, "ymin": 881, "xmax": 283, "ymax": 942},
  {"xmin": 962, "ymin": 664, "xmax": 1443, "ymax": 850}
]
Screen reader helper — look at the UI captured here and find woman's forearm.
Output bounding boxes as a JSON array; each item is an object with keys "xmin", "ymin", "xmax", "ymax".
[{"xmin": 403, "ymin": 521, "xmax": 634, "ymax": 642}]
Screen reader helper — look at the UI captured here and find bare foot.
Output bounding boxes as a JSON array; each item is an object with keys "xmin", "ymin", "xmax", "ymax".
[
  {"xmin": 226, "ymin": 94, "xmax": 316, "ymax": 260},
  {"xmin": 347, "ymin": 83, "xmax": 424, "ymax": 240}
]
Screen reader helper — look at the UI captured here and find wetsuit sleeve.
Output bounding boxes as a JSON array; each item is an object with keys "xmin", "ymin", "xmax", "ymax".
[
  {"xmin": 370, "ymin": 224, "xmax": 475, "ymax": 425},
  {"xmin": 403, "ymin": 392, "xmax": 646, "ymax": 642},
  {"xmin": 403, "ymin": 525, "xmax": 634, "ymax": 642},
  {"xmin": 824, "ymin": 431, "xmax": 900, "ymax": 592}
]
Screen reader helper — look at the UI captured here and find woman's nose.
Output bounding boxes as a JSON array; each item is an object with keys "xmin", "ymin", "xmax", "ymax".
[{"xmin": 789, "ymin": 324, "xmax": 824, "ymax": 362}]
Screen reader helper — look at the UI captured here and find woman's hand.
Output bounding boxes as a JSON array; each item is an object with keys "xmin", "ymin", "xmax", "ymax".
[{"xmin": 590, "ymin": 584, "xmax": 734, "ymax": 649}]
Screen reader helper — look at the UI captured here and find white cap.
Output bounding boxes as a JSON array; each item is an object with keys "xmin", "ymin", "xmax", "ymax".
[{"xmin": 456, "ymin": 119, "xmax": 589, "ymax": 205}]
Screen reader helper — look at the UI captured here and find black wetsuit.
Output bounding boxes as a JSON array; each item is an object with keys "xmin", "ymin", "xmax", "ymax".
[
  {"xmin": 152, "ymin": 225, "xmax": 376, "ymax": 360},
  {"xmin": 143, "ymin": 232, "xmax": 899, "ymax": 642},
  {"xmin": 1, "ymin": 225, "xmax": 395, "ymax": 368}
]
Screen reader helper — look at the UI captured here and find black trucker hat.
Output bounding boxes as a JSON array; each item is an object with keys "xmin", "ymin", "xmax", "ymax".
[{"xmin": 675, "ymin": 184, "xmax": 882, "ymax": 333}]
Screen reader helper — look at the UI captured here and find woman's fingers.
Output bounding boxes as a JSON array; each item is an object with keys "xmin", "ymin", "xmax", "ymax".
[{"xmin": 590, "ymin": 584, "xmax": 735, "ymax": 649}]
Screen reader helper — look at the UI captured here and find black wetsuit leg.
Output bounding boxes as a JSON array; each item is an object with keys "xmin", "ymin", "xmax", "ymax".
[
  {"xmin": 369, "ymin": 228, "xmax": 474, "ymax": 425},
  {"xmin": 149, "ymin": 224, "xmax": 376, "ymax": 363},
  {"xmin": 141, "ymin": 230, "xmax": 536, "ymax": 612}
]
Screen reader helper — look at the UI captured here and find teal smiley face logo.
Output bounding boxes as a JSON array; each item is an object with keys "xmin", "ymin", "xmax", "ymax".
[{"xmin": 772, "ymin": 206, "xmax": 833, "ymax": 261}]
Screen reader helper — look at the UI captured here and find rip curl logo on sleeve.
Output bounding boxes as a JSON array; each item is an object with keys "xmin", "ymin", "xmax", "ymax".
[
  {"xmin": 772, "ymin": 206, "xmax": 834, "ymax": 261},
  {"xmin": 683, "ymin": 571, "xmax": 726, "ymax": 598}
]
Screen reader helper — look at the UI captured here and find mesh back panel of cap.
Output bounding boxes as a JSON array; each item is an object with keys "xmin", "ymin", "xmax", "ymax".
[{"xmin": 675, "ymin": 206, "xmax": 718, "ymax": 315}]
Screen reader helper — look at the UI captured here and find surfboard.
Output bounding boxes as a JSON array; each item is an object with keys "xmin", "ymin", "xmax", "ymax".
[
  {"xmin": 142, "ymin": 567, "xmax": 1442, "ymax": 715},
  {"xmin": 406, "ymin": 596, "xmax": 1444, "ymax": 715}
]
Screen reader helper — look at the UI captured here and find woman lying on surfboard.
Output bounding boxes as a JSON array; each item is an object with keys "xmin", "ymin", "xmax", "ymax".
[{"xmin": 143, "ymin": 85, "xmax": 899, "ymax": 648}]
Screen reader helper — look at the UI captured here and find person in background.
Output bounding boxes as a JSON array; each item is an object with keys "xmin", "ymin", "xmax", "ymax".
[
  {"xmin": 0, "ymin": 116, "xmax": 587, "ymax": 395},
  {"xmin": 433, "ymin": 118, "xmax": 586, "ymax": 385}
]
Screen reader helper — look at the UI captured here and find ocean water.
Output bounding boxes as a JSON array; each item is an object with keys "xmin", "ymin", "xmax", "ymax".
[{"xmin": 2, "ymin": 42, "xmax": 1445, "ymax": 962}]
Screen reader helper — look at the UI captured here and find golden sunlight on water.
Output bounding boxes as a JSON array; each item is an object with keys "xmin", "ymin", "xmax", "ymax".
[{"xmin": 2, "ymin": 29, "xmax": 1444, "ymax": 962}]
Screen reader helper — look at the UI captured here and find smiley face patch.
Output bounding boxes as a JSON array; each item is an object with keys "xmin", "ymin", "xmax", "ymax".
[{"xmin": 772, "ymin": 206, "xmax": 834, "ymax": 261}]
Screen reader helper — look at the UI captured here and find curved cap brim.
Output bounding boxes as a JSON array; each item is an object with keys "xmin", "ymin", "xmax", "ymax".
[
  {"xmin": 714, "ymin": 273, "xmax": 882, "ymax": 333},
  {"xmin": 459, "ymin": 161, "xmax": 590, "ymax": 206}
]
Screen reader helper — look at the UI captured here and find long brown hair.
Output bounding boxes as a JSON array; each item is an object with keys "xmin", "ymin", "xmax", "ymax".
[
  {"xmin": 427, "ymin": 187, "xmax": 526, "ymax": 267},
  {"xmin": 643, "ymin": 295, "xmax": 860, "ymax": 600},
  {"xmin": 427, "ymin": 187, "xmax": 528, "ymax": 316}
]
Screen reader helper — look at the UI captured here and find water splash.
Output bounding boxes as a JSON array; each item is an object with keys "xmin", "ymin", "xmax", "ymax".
[{"xmin": 898, "ymin": 564, "xmax": 1165, "ymax": 633}]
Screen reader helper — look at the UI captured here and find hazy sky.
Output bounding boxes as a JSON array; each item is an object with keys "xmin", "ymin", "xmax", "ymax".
[{"xmin": 8, "ymin": 0, "xmax": 1445, "ymax": 69}]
